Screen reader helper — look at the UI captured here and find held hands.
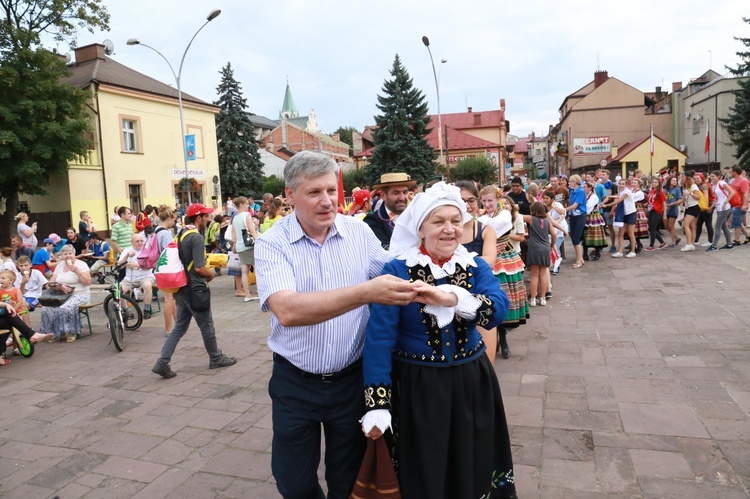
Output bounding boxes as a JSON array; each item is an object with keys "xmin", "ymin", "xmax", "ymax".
[
  {"xmin": 370, "ymin": 275, "xmax": 418, "ymax": 306},
  {"xmin": 360, "ymin": 409, "xmax": 391, "ymax": 440},
  {"xmin": 411, "ymin": 280, "xmax": 459, "ymax": 307}
]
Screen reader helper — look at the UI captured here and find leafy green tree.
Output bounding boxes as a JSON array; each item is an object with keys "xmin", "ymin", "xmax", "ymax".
[
  {"xmin": 448, "ymin": 156, "xmax": 497, "ymax": 185},
  {"xmin": 215, "ymin": 62, "xmax": 264, "ymax": 197},
  {"xmin": 343, "ymin": 168, "xmax": 368, "ymax": 194},
  {"xmin": 0, "ymin": 0, "xmax": 109, "ymax": 241},
  {"xmin": 722, "ymin": 17, "xmax": 750, "ymax": 168},
  {"xmin": 366, "ymin": 54, "xmax": 435, "ymax": 186},
  {"xmin": 263, "ymin": 175, "xmax": 285, "ymax": 197},
  {"xmin": 333, "ymin": 126, "xmax": 357, "ymax": 157}
]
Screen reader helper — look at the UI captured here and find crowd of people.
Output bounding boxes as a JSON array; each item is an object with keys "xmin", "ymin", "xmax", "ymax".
[{"xmin": 5, "ymin": 153, "xmax": 748, "ymax": 498}]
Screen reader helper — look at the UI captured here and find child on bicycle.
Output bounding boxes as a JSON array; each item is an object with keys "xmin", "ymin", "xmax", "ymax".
[
  {"xmin": 0, "ymin": 269, "xmax": 44, "ymax": 358},
  {"xmin": 15, "ymin": 256, "xmax": 47, "ymax": 327}
]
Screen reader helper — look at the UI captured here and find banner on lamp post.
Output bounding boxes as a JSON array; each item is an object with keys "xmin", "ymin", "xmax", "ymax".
[{"xmin": 185, "ymin": 134, "xmax": 196, "ymax": 161}]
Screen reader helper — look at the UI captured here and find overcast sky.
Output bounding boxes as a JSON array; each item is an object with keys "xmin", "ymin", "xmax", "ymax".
[{"xmin": 58, "ymin": 0, "xmax": 749, "ymax": 139}]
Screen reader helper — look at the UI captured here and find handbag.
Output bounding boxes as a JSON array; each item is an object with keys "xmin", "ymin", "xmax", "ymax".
[
  {"xmin": 39, "ymin": 287, "xmax": 72, "ymax": 307},
  {"xmin": 190, "ymin": 284, "xmax": 212, "ymax": 312},
  {"xmin": 241, "ymin": 213, "xmax": 255, "ymax": 248},
  {"xmin": 227, "ymin": 252, "xmax": 241, "ymax": 272},
  {"xmin": 349, "ymin": 437, "xmax": 401, "ymax": 499}
]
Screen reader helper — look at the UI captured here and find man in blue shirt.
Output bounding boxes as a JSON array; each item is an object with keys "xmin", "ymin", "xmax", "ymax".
[{"xmin": 255, "ymin": 150, "xmax": 418, "ymax": 499}]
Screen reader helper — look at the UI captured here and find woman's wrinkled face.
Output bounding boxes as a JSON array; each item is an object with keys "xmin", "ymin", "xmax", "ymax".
[
  {"xmin": 418, "ymin": 205, "xmax": 463, "ymax": 262},
  {"xmin": 60, "ymin": 250, "xmax": 75, "ymax": 261}
]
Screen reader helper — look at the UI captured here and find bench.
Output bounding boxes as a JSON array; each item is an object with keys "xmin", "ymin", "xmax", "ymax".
[{"xmin": 78, "ymin": 302, "xmax": 103, "ymax": 338}]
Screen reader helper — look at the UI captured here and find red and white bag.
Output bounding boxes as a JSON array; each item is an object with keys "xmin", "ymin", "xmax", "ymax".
[{"xmin": 153, "ymin": 229, "xmax": 196, "ymax": 293}]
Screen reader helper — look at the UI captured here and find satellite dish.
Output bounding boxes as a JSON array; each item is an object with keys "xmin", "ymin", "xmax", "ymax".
[
  {"xmin": 102, "ymin": 39, "xmax": 114, "ymax": 55},
  {"xmin": 65, "ymin": 53, "xmax": 73, "ymax": 64}
]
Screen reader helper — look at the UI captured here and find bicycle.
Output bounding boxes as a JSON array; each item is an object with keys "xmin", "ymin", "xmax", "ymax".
[{"xmin": 98, "ymin": 266, "xmax": 143, "ymax": 351}]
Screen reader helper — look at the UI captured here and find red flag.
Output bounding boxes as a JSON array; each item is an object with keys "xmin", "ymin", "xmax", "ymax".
[
  {"xmin": 337, "ymin": 165, "xmax": 346, "ymax": 210},
  {"xmin": 649, "ymin": 124, "xmax": 654, "ymax": 157},
  {"xmin": 704, "ymin": 121, "xmax": 711, "ymax": 155}
]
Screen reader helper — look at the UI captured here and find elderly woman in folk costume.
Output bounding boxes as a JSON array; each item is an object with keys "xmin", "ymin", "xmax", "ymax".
[{"xmin": 361, "ymin": 182, "xmax": 518, "ymax": 499}]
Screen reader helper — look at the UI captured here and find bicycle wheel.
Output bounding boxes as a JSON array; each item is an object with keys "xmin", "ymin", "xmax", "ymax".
[
  {"xmin": 120, "ymin": 294, "xmax": 143, "ymax": 331},
  {"xmin": 17, "ymin": 336, "xmax": 34, "ymax": 358},
  {"xmin": 103, "ymin": 294, "xmax": 143, "ymax": 331},
  {"xmin": 107, "ymin": 300, "xmax": 125, "ymax": 351}
]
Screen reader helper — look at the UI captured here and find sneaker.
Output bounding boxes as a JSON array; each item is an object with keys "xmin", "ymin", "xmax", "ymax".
[
  {"xmin": 657, "ymin": 242, "xmax": 668, "ymax": 250},
  {"xmin": 609, "ymin": 246, "xmax": 617, "ymax": 253},
  {"xmin": 528, "ymin": 297, "xmax": 537, "ymax": 307},
  {"xmin": 644, "ymin": 247, "xmax": 655, "ymax": 252},
  {"xmin": 676, "ymin": 237, "xmax": 682, "ymax": 245},
  {"xmin": 719, "ymin": 244, "xmax": 734, "ymax": 251},
  {"xmin": 143, "ymin": 309, "xmax": 152, "ymax": 320},
  {"xmin": 550, "ymin": 270, "xmax": 559, "ymax": 276},
  {"xmin": 706, "ymin": 245, "xmax": 718, "ymax": 252},
  {"xmin": 545, "ymin": 291, "xmax": 552, "ymax": 299},
  {"xmin": 625, "ymin": 252, "xmax": 636, "ymax": 258},
  {"xmin": 539, "ymin": 297, "xmax": 546, "ymax": 306},
  {"xmin": 209, "ymin": 352, "xmax": 237, "ymax": 369},
  {"xmin": 152, "ymin": 361, "xmax": 177, "ymax": 379},
  {"xmin": 680, "ymin": 244, "xmax": 694, "ymax": 252},
  {"xmin": 667, "ymin": 243, "xmax": 676, "ymax": 248},
  {"xmin": 611, "ymin": 252, "xmax": 623, "ymax": 258},
  {"xmin": 700, "ymin": 242, "xmax": 712, "ymax": 247}
]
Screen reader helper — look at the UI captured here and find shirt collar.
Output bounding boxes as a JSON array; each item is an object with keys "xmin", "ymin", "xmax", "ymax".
[{"xmin": 288, "ymin": 212, "xmax": 344, "ymax": 245}]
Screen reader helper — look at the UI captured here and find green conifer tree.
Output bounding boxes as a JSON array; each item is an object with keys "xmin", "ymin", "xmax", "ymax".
[
  {"xmin": 366, "ymin": 55, "xmax": 435, "ymax": 186},
  {"xmin": 215, "ymin": 62, "xmax": 264, "ymax": 197},
  {"xmin": 722, "ymin": 17, "xmax": 750, "ymax": 168}
]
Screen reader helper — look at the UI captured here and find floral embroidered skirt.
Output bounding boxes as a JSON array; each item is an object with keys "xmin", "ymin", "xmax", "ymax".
[
  {"xmin": 41, "ymin": 292, "xmax": 88, "ymax": 339},
  {"xmin": 583, "ymin": 210, "xmax": 608, "ymax": 248},
  {"xmin": 493, "ymin": 250, "xmax": 528, "ymax": 327},
  {"xmin": 389, "ymin": 355, "xmax": 516, "ymax": 498},
  {"xmin": 635, "ymin": 206, "xmax": 649, "ymax": 239}
]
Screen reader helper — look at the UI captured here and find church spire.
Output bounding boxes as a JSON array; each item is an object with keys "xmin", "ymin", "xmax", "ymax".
[{"xmin": 279, "ymin": 80, "xmax": 298, "ymax": 119}]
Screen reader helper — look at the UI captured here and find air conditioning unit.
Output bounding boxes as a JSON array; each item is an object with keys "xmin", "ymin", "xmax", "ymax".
[
  {"xmin": 684, "ymin": 112, "xmax": 691, "ymax": 119},
  {"xmin": 679, "ymin": 144, "xmax": 686, "ymax": 152}
]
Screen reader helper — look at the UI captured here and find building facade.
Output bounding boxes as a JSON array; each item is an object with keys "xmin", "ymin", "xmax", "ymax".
[{"xmin": 20, "ymin": 43, "xmax": 220, "ymax": 233}]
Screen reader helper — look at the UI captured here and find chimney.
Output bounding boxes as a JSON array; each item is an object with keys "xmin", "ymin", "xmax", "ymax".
[
  {"xmin": 467, "ymin": 106, "xmax": 472, "ymax": 113},
  {"xmin": 74, "ymin": 43, "xmax": 106, "ymax": 63},
  {"xmin": 473, "ymin": 114, "xmax": 482, "ymax": 126},
  {"xmin": 655, "ymin": 86, "xmax": 662, "ymax": 96},
  {"xmin": 672, "ymin": 81, "xmax": 682, "ymax": 92},
  {"xmin": 332, "ymin": 133, "xmax": 340, "ymax": 142},
  {"xmin": 594, "ymin": 70, "xmax": 609, "ymax": 88}
]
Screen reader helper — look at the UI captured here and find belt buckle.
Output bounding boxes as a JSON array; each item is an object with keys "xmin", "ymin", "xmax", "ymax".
[{"xmin": 321, "ymin": 372, "xmax": 335, "ymax": 383}]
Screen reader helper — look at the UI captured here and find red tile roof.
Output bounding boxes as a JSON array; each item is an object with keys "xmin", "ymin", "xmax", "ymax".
[
  {"xmin": 425, "ymin": 125, "xmax": 499, "ymax": 150},
  {"xmin": 431, "ymin": 109, "xmax": 505, "ymax": 129}
]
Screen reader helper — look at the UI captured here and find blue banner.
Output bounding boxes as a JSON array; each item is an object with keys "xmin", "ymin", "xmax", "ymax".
[{"xmin": 185, "ymin": 134, "xmax": 196, "ymax": 161}]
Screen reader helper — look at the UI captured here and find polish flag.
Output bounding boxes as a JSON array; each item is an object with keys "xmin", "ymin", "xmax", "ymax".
[
  {"xmin": 649, "ymin": 124, "xmax": 654, "ymax": 157},
  {"xmin": 704, "ymin": 121, "xmax": 711, "ymax": 155},
  {"xmin": 337, "ymin": 165, "xmax": 346, "ymax": 211}
]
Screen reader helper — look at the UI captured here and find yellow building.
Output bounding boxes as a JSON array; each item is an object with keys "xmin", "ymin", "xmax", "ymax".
[
  {"xmin": 602, "ymin": 134, "xmax": 686, "ymax": 178},
  {"xmin": 20, "ymin": 43, "xmax": 220, "ymax": 233}
]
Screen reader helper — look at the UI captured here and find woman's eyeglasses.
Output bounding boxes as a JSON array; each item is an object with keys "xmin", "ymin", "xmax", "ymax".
[{"xmin": 462, "ymin": 197, "xmax": 478, "ymax": 205}]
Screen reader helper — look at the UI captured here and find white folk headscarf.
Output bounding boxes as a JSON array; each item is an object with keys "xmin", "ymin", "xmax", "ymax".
[{"xmin": 389, "ymin": 182, "xmax": 472, "ymax": 259}]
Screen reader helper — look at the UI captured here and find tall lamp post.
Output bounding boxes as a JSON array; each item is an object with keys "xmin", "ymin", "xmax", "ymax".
[
  {"xmin": 422, "ymin": 36, "xmax": 445, "ymax": 168},
  {"xmin": 127, "ymin": 8, "xmax": 221, "ymax": 205}
]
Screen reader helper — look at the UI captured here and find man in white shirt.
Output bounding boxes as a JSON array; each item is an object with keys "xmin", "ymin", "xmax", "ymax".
[{"xmin": 118, "ymin": 234, "xmax": 156, "ymax": 319}]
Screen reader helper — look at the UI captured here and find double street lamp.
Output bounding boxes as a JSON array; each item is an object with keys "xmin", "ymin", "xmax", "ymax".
[
  {"xmin": 127, "ymin": 8, "xmax": 221, "ymax": 205},
  {"xmin": 422, "ymin": 36, "xmax": 446, "ymax": 168}
]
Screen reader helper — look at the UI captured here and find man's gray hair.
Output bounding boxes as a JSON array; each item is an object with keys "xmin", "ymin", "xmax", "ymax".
[{"xmin": 284, "ymin": 151, "xmax": 337, "ymax": 191}]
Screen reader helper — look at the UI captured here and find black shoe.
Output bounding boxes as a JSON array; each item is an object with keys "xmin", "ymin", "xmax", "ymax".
[
  {"xmin": 498, "ymin": 330, "xmax": 511, "ymax": 359},
  {"xmin": 151, "ymin": 361, "xmax": 176, "ymax": 379},
  {"xmin": 209, "ymin": 352, "xmax": 237, "ymax": 369},
  {"xmin": 545, "ymin": 291, "xmax": 552, "ymax": 299},
  {"xmin": 719, "ymin": 244, "xmax": 734, "ymax": 251},
  {"xmin": 144, "ymin": 309, "xmax": 152, "ymax": 320},
  {"xmin": 583, "ymin": 255, "xmax": 589, "ymax": 262}
]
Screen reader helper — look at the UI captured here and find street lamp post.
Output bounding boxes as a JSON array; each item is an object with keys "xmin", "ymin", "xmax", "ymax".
[
  {"xmin": 127, "ymin": 8, "xmax": 221, "ymax": 205},
  {"xmin": 422, "ymin": 36, "xmax": 445, "ymax": 168}
]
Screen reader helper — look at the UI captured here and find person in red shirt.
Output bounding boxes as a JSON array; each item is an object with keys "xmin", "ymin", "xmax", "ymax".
[
  {"xmin": 728, "ymin": 165, "xmax": 750, "ymax": 245},
  {"xmin": 644, "ymin": 178, "xmax": 667, "ymax": 251}
]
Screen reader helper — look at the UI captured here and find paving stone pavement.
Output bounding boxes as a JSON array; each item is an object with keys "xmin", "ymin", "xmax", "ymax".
[{"xmin": 1, "ymin": 237, "xmax": 750, "ymax": 498}]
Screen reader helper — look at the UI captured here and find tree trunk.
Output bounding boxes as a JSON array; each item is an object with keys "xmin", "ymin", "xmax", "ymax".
[{"xmin": 0, "ymin": 191, "xmax": 19, "ymax": 246}]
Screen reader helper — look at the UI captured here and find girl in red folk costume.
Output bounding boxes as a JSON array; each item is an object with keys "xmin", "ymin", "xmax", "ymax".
[
  {"xmin": 478, "ymin": 186, "xmax": 527, "ymax": 360},
  {"xmin": 644, "ymin": 178, "xmax": 668, "ymax": 251}
]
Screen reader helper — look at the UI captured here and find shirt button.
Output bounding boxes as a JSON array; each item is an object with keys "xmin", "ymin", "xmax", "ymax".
[{"xmin": 446, "ymin": 342, "xmax": 451, "ymax": 346}]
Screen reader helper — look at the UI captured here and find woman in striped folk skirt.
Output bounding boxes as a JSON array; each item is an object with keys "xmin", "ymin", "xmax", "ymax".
[{"xmin": 582, "ymin": 185, "xmax": 607, "ymax": 260}]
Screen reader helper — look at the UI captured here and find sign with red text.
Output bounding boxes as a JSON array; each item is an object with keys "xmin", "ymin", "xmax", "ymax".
[{"xmin": 573, "ymin": 136, "xmax": 610, "ymax": 156}]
